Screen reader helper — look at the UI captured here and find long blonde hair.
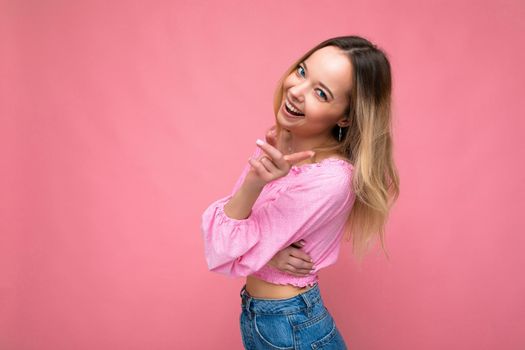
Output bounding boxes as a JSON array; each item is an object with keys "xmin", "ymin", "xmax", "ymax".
[{"xmin": 272, "ymin": 35, "xmax": 400, "ymax": 262}]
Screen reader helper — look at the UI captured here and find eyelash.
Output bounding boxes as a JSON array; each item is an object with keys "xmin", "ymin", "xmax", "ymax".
[{"xmin": 296, "ymin": 64, "xmax": 329, "ymax": 101}]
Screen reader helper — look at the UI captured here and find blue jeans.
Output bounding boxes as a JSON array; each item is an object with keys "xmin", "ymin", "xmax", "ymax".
[{"xmin": 239, "ymin": 282, "xmax": 348, "ymax": 349}]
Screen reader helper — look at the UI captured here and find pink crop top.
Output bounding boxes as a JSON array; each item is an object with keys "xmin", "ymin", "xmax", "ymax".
[{"xmin": 200, "ymin": 144, "xmax": 356, "ymax": 288}]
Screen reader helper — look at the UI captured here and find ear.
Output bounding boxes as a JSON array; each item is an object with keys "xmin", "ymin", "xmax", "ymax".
[{"xmin": 337, "ymin": 116, "xmax": 350, "ymax": 128}]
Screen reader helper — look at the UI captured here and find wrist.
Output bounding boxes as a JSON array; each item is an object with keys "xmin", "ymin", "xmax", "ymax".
[{"xmin": 242, "ymin": 177, "xmax": 267, "ymax": 192}]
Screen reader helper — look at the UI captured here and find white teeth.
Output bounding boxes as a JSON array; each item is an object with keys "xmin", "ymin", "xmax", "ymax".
[{"xmin": 285, "ymin": 100, "xmax": 303, "ymax": 115}]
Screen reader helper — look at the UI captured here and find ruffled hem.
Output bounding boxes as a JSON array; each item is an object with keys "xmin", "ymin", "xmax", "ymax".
[
  {"xmin": 289, "ymin": 157, "xmax": 354, "ymax": 175},
  {"xmin": 250, "ymin": 265, "xmax": 319, "ymax": 288}
]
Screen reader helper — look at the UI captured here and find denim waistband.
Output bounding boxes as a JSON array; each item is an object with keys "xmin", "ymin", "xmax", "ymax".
[{"xmin": 240, "ymin": 282, "xmax": 322, "ymax": 315}]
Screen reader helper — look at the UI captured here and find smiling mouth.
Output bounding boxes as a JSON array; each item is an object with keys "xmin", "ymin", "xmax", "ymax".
[{"xmin": 284, "ymin": 100, "xmax": 305, "ymax": 117}]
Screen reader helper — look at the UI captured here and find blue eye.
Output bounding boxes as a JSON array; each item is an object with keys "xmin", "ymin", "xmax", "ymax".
[
  {"xmin": 317, "ymin": 90, "xmax": 328, "ymax": 100},
  {"xmin": 297, "ymin": 65, "xmax": 305, "ymax": 77},
  {"xmin": 296, "ymin": 64, "xmax": 328, "ymax": 101}
]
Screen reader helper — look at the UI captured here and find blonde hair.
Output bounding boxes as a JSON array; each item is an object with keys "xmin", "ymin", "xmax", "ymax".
[{"xmin": 272, "ymin": 35, "xmax": 400, "ymax": 262}]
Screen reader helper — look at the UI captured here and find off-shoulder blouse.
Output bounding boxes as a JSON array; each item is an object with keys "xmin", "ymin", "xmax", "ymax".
[{"xmin": 200, "ymin": 144, "xmax": 356, "ymax": 287}]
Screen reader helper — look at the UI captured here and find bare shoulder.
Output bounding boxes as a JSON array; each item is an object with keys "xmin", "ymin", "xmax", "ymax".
[
  {"xmin": 316, "ymin": 151, "xmax": 349, "ymax": 161},
  {"xmin": 322, "ymin": 154, "xmax": 353, "ymax": 167},
  {"xmin": 327, "ymin": 154, "xmax": 349, "ymax": 161}
]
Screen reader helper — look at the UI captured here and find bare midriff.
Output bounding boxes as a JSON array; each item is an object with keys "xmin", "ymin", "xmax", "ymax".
[{"xmin": 246, "ymin": 275, "xmax": 314, "ymax": 299}]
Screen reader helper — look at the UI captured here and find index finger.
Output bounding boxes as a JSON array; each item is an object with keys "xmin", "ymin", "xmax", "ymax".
[{"xmin": 283, "ymin": 150, "xmax": 316, "ymax": 165}]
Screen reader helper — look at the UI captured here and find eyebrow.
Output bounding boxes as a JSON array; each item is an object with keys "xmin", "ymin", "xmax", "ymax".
[{"xmin": 302, "ymin": 61, "xmax": 335, "ymax": 100}]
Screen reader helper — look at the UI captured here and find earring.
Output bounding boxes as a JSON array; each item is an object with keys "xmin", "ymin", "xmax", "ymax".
[{"xmin": 338, "ymin": 126, "xmax": 342, "ymax": 142}]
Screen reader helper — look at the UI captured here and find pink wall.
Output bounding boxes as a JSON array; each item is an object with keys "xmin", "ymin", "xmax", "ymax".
[{"xmin": 1, "ymin": 0, "xmax": 524, "ymax": 349}]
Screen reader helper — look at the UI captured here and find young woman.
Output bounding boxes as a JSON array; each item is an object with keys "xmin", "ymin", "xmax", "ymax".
[{"xmin": 201, "ymin": 35, "xmax": 399, "ymax": 349}]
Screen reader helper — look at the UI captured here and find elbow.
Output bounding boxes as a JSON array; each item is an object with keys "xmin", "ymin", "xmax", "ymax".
[
  {"xmin": 229, "ymin": 255, "xmax": 266, "ymax": 278},
  {"xmin": 207, "ymin": 257, "xmax": 254, "ymax": 278},
  {"xmin": 207, "ymin": 252, "xmax": 260, "ymax": 278}
]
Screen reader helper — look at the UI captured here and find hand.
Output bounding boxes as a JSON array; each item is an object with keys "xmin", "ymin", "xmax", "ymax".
[
  {"xmin": 265, "ymin": 125, "xmax": 292, "ymax": 155},
  {"xmin": 267, "ymin": 240, "xmax": 315, "ymax": 277},
  {"xmin": 265, "ymin": 125, "xmax": 278, "ymax": 147},
  {"xmin": 245, "ymin": 138, "xmax": 315, "ymax": 188}
]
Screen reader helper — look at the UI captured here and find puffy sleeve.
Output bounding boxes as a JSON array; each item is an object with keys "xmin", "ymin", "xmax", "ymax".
[{"xmin": 200, "ymin": 160, "xmax": 353, "ymax": 278}]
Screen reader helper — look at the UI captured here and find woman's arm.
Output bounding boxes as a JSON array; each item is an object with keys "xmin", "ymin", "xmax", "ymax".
[
  {"xmin": 224, "ymin": 180, "xmax": 265, "ymax": 220},
  {"xmin": 201, "ymin": 156, "xmax": 352, "ymax": 278},
  {"xmin": 267, "ymin": 240, "xmax": 316, "ymax": 277},
  {"xmin": 224, "ymin": 138, "xmax": 313, "ymax": 220}
]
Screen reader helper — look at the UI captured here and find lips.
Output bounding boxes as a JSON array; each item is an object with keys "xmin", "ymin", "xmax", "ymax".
[
  {"xmin": 286, "ymin": 99, "xmax": 303, "ymax": 113},
  {"xmin": 282, "ymin": 102, "xmax": 303, "ymax": 119},
  {"xmin": 284, "ymin": 99, "xmax": 305, "ymax": 117}
]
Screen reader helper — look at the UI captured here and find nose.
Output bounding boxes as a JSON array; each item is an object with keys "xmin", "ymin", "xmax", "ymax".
[{"xmin": 288, "ymin": 81, "xmax": 307, "ymax": 103}]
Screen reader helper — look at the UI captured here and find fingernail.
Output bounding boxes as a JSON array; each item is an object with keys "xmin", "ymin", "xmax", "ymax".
[
  {"xmin": 256, "ymin": 139, "xmax": 264, "ymax": 146},
  {"xmin": 309, "ymin": 151, "xmax": 315, "ymax": 157}
]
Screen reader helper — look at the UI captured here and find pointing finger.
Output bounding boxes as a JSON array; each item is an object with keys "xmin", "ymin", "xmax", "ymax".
[{"xmin": 283, "ymin": 150, "xmax": 316, "ymax": 165}]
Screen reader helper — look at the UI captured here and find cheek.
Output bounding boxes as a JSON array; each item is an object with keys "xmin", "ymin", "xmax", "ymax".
[
  {"xmin": 304, "ymin": 98, "xmax": 325, "ymax": 117},
  {"xmin": 305, "ymin": 103, "xmax": 338, "ymax": 123},
  {"xmin": 283, "ymin": 74, "xmax": 297, "ymax": 87}
]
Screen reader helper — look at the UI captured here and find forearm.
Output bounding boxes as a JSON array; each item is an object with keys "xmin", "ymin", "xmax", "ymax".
[{"xmin": 224, "ymin": 179, "xmax": 265, "ymax": 220}]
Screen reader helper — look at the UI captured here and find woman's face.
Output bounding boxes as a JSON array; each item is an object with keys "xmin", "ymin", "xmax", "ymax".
[{"xmin": 277, "ymin": 45, "xmax": 352, "ymax": 139}]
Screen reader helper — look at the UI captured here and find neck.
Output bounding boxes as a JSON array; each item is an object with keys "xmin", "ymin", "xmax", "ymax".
[{"xmin": 288, "ymin": 132, "xmax": 339, "ymax": 165}]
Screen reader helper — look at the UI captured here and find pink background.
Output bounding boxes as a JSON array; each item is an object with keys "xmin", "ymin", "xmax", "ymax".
[{"xmin": 1, "ymin": 0, "xmax": 524, "ymax": 349}]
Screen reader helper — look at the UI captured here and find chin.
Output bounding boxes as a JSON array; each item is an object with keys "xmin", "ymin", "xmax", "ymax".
[{"xmin": 276, "ymin": 115, "xmax": 296, "ymax": 131}]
